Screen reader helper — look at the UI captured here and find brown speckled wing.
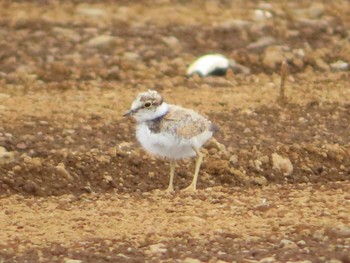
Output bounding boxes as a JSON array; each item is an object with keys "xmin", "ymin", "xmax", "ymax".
[{"xmin": 148, "ymin": 105, "xmax": 214, "ymax": 139}]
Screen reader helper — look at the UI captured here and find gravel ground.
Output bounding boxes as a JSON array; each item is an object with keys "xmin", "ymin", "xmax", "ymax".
[{"xmin": 0, "ymin": 0, "xmax": 349, "ymax": 262}]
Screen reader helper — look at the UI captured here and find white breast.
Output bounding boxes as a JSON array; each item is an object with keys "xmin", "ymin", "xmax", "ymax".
[{"xmin": 136, "ymin": 122, "xmax": 212, "ymax": 160}]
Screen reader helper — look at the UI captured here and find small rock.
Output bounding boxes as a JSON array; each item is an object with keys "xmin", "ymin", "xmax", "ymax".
[
  {"xmin": 323, "ymin": 143, "xmax": 346, "ymax": 161},
  {"xmin": 82, "ymin": 185, "xmax": 93, "ymax": 193},
  {"xmin": 254, "ymin": 199, "xmax": 273, "ymax": 211},
  {"xmin": 272, "ymin": 153, "xmax": 293, "ymax": 176},
  {"xmin": 22, "ymin": 181, "xmax": 40, "ymax": 194},
  {"xmin": 114, "ymin": 6, "xmax": 130, "ymax": 22},
  {"xmin": 77, "ymin": 7, "xmax": 107, "ymax": 17},
  {"xmin": 0, "ymin": 93, "xmax": 11, "ymax": 100},
  {"xmin": 103, "ymin": 175, "xmax": 113, "ymax": 182},
  {"xmin": 326, "ymin": 225, "xmax": 350, "ymax": 238},
  {"xmin": 259, "ymin": 155, "xmax": 269, "ymax": 164},
  {"xmin": 257, "ymin": 3, "xmax": 273, "ymax": 10},
  {"xmin": 96, "ymin": 155, "xmax": 111, "ymax": 164},
  {"xmin": 230, "ymin": 62, "xmax": 251, "ymax": 74},
  {"xmin": 39, "ymin": 120, "xmax": 49, "ymax": 125},
  {"xmin": 280, "ymin": 239, "xmax": 298, "ymax": 249},
  {"xmin": 312, "ymin": 229, "xmax": 325, "ymax": 241},
  {"xmin": 206, "ymin": 160, "xmax": 229, "ymax": 175},
  {"xmin": 229, "ymin": 155, "xmax": 238, "ymax": 165},
  {"xmin": 217, "ymin": 19, "xmax": 251, "ymax": 30},
  {"xmin": 56, "ymin": 163, "xmax": 74, "ymax": 181},
  {"xmin": 12, "ymin": 165, "xmax": 22, "ymax": 172},
  {"xmin": 116, "ymin": 253, "xmax": 129, "ymax": 259},
  {"xmin": 123, "ymin": 52, "xmax": 140, "ymax": 61},
  {"xmin": 0, "ymin": 147, "xmax": 15, "ymax": 164},
  {"xmin": 118, "ymin": 141, "xmax": 133, "ymax": 150},
  {"xmin": 64, "ymin": 259, "xmax": 83, "ymax": 263},
  {"xmin": 29, "ymin": 157, "xmax": 42, "ymax": 169},
  {"xmin": 149, "ymin": 243, "xmax": 167, "ymax": 254},
  {"xmin": 293, "ymin": 3, "xmax": 325, "ymax": 19},
  {"xmin": 183, "ymin": 258, "xmax": 201, "ymax": 263},
  {"xmin": 247, "ymin": 36, "xmax": 276, "ymax": 50},
  {"xmin": 263, "ymin": 46, "xmax": 288, "ymax": 69},
  {"xmin": 16, "ymin": 142, "xmax": 27, "ymax": 150},
  {"xmin": 330, "ymin": 60, "xmax": 349, "ymax": 71},
  {"xmin": 253, "ymin": 9, "xmax": 273, "ymax": 22},
  {"xmin": 251, "ymin": 176, "xmax": 268, "ymax": 186},
  {"xmin": 161, "ymin": 36, "xmax": 181, "ymax": 49},
  {"xmin": 87, "ymin": 35, "xmax": 115, "ymax": 48},
  {"xmin": 207, "ymin": 138, "xmax": 226, "ymax": 152},
  {"xmin": 315, "ymin": 58, "xmax": 330, "ymax": 71},
  {"xmin": 324, "ymin": 260, "xmax": 342, "ymax": 263},
  {"xmin": 53, "ymin": 27, "xmax": 80, "ymax": 42},
  {"xmin": 259, "ymin": 257, "xmax": 276, "ymax": 263},
  {"xmin": 307, "ymin": 3, "xmax": 325, "ymax": 18},
  {"xmin": 297, "ymin": 240, "xmax": 306, "ymax": 246},
  {"xmin": 23, "ymin": 121, "xmax": 36, "ymax": 128},
  {"xmin": 63, "ymin": 129, "xmax": 75, "ymax": 135},
  {"xmin": 4, "ymin": 133, "xmax": 13, "ymax": 139},
  {"xmin": 243, "ymin": 127, "xmax": 251, "ymax": 133},
  {"xmin": 107, "ymin": 147, "xmax": 117, "ymax": 157},
  {"xmin": 208, "ymin": 148, "xmax": 217, "ymax": 155},
  {"xmin": 253, "ymin": 159, "xmax": 263, "ymax": 171},
  {"xmin": 107, "ymin": 66, "xmax": 120, "ymax": 79}
]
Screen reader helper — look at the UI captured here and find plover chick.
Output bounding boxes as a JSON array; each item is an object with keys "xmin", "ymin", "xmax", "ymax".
[{"xmin": 123, "ymin": 90, "xmax": 218, "ymax": 191}]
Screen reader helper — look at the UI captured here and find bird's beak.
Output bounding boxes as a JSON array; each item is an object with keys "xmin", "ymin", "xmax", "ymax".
[{"xmin": 123, "ymin": 109, "xmax": 134, "ymax": 117}]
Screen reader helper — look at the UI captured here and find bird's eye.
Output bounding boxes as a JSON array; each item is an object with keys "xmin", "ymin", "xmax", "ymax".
[{"xmin": 144, "ymin": 102, "xmax": 152, "ymax": 108}]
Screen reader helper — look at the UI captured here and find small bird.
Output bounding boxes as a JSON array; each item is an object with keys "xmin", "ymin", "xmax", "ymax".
[
  {"xmin": 186, "ymin": 54, "xmax": 250, "ymax": 77},
  {"xmin": 186, "ymin": 54, "xmax": 230, "ymax": 77},
  {"xmin": 123, "ymin": 90, "xmax": 218, "ymax": 191}
]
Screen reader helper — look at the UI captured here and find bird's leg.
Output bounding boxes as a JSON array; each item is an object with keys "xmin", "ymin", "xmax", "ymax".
[
  {"xmin": 165, "ymin": 160, "xmax": 176, "ymax": 192},
  {"xmin": 183, "ymin": 147, "xmax": 203, "ymax": 191}
]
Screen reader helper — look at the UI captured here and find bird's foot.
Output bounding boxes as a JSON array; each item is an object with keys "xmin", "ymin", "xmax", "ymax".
[
  {"xmin": 182, "ymin": 184, "xmax": 197, "ymax": 192},
  {"xmin": 165, "ymin": 186, "xmax": 174, "ymax": 193}
]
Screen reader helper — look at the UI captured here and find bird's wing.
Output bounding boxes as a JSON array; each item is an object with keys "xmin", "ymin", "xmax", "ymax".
[{"xmin": 160, "ymin": 106, "xmax": 212, "ymax": 139}]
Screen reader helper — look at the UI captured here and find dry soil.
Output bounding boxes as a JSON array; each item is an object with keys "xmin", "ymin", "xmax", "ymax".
[{"xmin": 0, "ymin": 0, "xmax": 350, "ymax": 262}]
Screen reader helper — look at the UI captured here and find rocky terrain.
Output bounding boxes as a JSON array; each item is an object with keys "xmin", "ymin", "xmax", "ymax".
[{"xmin": 0, "ymin": 0, "xmax": 349, "ymax": 262}]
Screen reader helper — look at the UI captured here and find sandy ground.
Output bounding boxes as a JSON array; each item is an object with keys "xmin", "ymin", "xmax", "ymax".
[{"xmin": 0, "ymin": 0, "xmax": 350, "ymax": 262}]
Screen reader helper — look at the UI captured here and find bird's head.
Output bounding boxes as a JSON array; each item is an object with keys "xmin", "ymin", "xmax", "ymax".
[{"xmin": 123, "ymin": 90, "xmax": 166, "ymax": 122}]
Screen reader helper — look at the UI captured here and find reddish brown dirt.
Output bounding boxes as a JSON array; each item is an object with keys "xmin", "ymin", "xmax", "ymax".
[{"xmin": 0, "ymin": 1, "xmax": 350, "ymax": 262}]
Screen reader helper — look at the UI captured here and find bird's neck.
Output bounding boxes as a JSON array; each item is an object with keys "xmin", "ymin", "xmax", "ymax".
[
  {"xmin": 137, "ymin": 102, "xmax": 169, "ymax": 123},
  {"xmin": 144, "ymin": 103, "xmax": 169, "ymax": 133},
  {"xmin": 153, "ymin": 102, "xmax": 169, "ymax": 119}
]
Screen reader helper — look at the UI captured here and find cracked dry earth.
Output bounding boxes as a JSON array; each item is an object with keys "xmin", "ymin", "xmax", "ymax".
[{"xmin": 0, "ymin": 0, "xmax": 350, "ymax": 262}]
